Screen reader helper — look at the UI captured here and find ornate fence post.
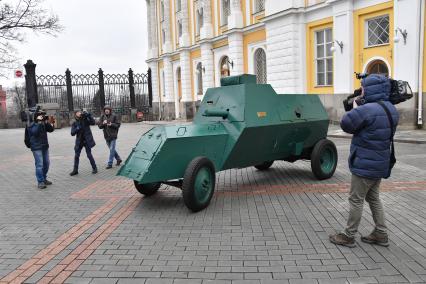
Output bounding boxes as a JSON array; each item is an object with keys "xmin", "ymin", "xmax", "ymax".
[
  {"xmin": 98, "ymin": 68, "xmax": 106, "ymax": 110},
  {"xmin": 147, "ymin": 68, "xmax": 153, "ymax": 108},
  {"xmin": 65, "ymin": 69, "xmax": 74, "ymax": 112},
  {"xmin": 128, "ymin": 68, "xmax": 137, "ymax": 122},
  {"xmin": 128, "ymin": 68, "xmax": 136, "ymax": 108},
  {"xmin": 24, "ymin": 60, "xmax": 38, "ymax": 108}
]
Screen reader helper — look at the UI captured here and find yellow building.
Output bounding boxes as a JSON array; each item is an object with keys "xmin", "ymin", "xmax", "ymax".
[{"xmin": 146, "ymin": 0, "xmax": 426, "ymax": 126}]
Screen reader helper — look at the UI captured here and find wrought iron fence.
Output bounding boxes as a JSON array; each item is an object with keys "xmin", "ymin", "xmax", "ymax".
[{"xmin": 35, "ymin": 68, "xmax": 152, "ymax": 119}]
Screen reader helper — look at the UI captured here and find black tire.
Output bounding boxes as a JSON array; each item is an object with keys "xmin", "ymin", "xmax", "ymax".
[
  {"xmin": 311, "ymin": 139, "xmax": 338, "ymax": 180},
  {"xmin": 182, "ymin": 157, "xmax": 216, "ymax": 212},
  {"xmin": 133, "ymin": 181, "xmax": 161, "ymax": 196},
  {"xmin": 254, "ymin": 161, "xmax": 274, "ymax": 171}
]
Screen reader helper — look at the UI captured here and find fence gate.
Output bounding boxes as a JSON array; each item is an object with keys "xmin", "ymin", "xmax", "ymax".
[{"xmin": 26, "ymin": 60, "xmax": 153, "ymax": 121}]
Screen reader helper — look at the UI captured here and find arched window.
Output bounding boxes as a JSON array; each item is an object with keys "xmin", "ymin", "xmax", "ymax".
[
  {"xmin": 176, "ymin": 67, "xmax": 182, "ymax": 101},
  {"xmin": 160, "ymin": 1, "xmax": 165, "ymax": 21},
  {"xmin": 162, "ymin": 29, "xmax": 166, "ymax": 44},
  {"xmin": 161, "ymin": 71, "xmax": 166, "ymax": 97},
  {"xmin": 196, "ymin": 62, "xmax": 203, "ymax": 96},
  {"xmin": 254, "ymin": 48, "xmax": 267, "ymax": 84},
  {"xmin": 220, "ymin": 56, "xmax": 231, "ymax": 78},
  {"xmin": 178, "ymin": 20, "xmax": 182, "ymax": 37},
  {"xmin": 196, "ymin": 8, "xmax": 203, "ymax": 36},
  {"xmin": 366, "ymin": 60, "xmax": 389, "ymax": 77},
  {"xmin": 255, "ymin": 0, "xmax": 265, "ymax": 13},
  {"xmin": 221, "ymin": 0, "xmax": 230, "ymax": 26}
]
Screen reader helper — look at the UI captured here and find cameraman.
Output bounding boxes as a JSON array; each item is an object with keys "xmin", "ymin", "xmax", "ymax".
[
  {"xmin": 330, "ymin": 74, "xmax": 399, "ymax": 248},
  {"xmin": 28, "ymin": 109, "xmax": 55, "ymax": 189},
  {"xmin": 69, "ymin": 110, "xmax": 98, "ymax": 176}
]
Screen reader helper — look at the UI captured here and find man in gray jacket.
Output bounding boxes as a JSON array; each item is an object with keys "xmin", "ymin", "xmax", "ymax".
[{"xmin": 98, "ymin": 106, "xmax": 122, "ymax": 169}]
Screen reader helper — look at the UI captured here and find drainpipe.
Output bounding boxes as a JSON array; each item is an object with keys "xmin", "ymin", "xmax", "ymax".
[{"xmin": 417, "ymin": 0, "xmax": 425, "ymax": 127}]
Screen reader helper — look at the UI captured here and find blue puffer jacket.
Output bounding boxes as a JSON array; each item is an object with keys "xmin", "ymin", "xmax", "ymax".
[
  {"xmin": 340, "ymin": 75, "xmax": 399, "ymax": 179},
  {"xmin": 29, "ymin": 122, "xmax": 54, "ymax": 151}
]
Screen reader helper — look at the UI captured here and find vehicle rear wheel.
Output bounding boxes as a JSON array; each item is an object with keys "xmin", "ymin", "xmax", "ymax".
[
  {"xmin": 182, "ymin": 157, "xmax": 216, "ymax": 212},
  {"xmin": 133, "ymin": 181, "xmax": 161, "ymax": 196},
  {"xmin": 254, "ymin": 161, "xmax": 274, "ymax": 171},
  {"xmin": 311, "ymin": 139, "xmax": 338, "ymax": 180}
]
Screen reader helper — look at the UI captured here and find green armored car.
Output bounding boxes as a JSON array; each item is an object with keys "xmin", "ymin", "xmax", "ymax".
[{"xmin": 118, "ymin": 74, "xmax": 338, "ymax": 212}]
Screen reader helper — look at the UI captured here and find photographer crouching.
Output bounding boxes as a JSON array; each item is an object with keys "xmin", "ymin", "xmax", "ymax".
[
  {"xmin": 28, "ymin": 107, "xmax": 55, "ymax": 189},
  {"xmin": 69, "ymin": 110, "xmax": 98, "ymax": 176},
  {"xmin": 329, "ymin": 74, "xmax": 399, "ymax": 248}
]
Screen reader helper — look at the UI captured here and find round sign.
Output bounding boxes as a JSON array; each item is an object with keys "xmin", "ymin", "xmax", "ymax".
[{"xmin": 15, "ymin": 70, "xmax": 23, "ymax": 78}]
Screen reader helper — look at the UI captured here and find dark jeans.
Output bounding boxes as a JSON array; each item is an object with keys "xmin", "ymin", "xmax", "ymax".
[
  {"xmin": 74, "ymin": 144, "xmax": 97, "ymax": 170},
  {"xmin": 106, "ymin": 139, "xmax": 121, "ymax": 166},
  {"xmin": 32, "ymin": 149, "xmax": 49, "ymax": 184}
]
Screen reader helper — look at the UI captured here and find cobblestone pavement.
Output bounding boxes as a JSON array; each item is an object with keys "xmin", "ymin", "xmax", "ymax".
[{"xmin": 0, "ymin": 123, "xmax": 426, "ymax": 284}]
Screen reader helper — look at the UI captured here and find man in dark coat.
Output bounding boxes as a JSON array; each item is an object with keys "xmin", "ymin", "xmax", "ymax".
[
  {"xmin": 330, "ymin": 74, "xmax": 399, "ymax": 248},
  {"xmin": 28, "ymin": 109, "xmax": 55, "ymax": 189},
  {"xmin": 70, "ymin": 110, "xmax": 98, "ymax": 176},
  {"xmin": 98, "ymin": 106, "xmax": 122, "ymax": 169}
]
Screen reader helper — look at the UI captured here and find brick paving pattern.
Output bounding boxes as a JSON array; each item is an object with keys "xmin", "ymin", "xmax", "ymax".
[{"xmin": 0, "ymin": 123, "xmax": 425, "ymax": 283}]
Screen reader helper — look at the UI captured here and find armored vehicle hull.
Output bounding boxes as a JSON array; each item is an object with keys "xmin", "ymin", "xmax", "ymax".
[{"xmin": 118, "ymin": 75, "xmax": 337, "ymax": 211}]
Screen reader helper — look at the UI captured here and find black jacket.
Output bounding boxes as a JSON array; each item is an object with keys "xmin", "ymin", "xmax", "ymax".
[
  {"xmin": 98, "ymin": 113, "xmax": 120, "ymax": 141},
  {"xmin": 71, "ymin": 114, "xmax": 96, "ymax": 150},
  {"xmin": 28, "ymin": 122, "xmax": 54, "ymax": 151}
]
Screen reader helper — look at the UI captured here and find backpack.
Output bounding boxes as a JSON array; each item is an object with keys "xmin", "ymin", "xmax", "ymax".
[
  {"xmin": 389, "ymin": 79, "xmax": 413, "ymax": 105},
  {"xmin": 24, "ymin": 126, "xmax": 31, "ymax": 148}
]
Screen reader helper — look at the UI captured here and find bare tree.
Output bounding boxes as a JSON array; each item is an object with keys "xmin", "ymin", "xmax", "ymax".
[{"xmin": 0, "ymin": 0, "xmax": 62, "ymax": 75}]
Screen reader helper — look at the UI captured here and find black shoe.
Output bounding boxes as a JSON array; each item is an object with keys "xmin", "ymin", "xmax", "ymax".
[
  {"xmin": 38, "ymin": 182, "xmax": 47, "ymax": 189},
  {"xmin": 92, "ymin": 168, "xmax": 98, "ymax": 174},
  {"xmin": 116, "ymin": 159, "xmax": 122, "ymax": 166},
  {"xmin": 69, "ymin": 170, "xmax": 78, "ymax": 176},
  {"xmin": 44, "ymin": 180, "xmax": 53, "ymax": 185},
  {"xmin": 106, "ymin": 165, "xmax": 112, "ymax": 169}
]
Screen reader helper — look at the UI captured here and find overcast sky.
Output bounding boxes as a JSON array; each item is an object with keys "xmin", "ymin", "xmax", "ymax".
[{"xmin": 6, "ymin": 0, "xmax": 148, "ymax": 82}]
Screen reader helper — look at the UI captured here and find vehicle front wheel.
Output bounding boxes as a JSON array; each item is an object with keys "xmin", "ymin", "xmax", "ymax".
[
  {"xmin": 133, "ymin": 181, "xmax": 161, "ymax": 196},
  {"xmin": 182, "ymin": 157, "xmax": 216, "ymax": 212},
  {"xmin": 254, "ymin": 161, "xmax": 274, "ymax": 171},
  {"xmin": 310, "ymin": 139, "xmax": 338, "ymax": 180}
]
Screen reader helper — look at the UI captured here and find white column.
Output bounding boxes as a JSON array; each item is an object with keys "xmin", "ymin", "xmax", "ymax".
[
  {"xmin": 201, "ymin": 42, "xmax": 214, "ymax": 93},
  {"xmin": 228, "ymin": 32, "xmax": 244, "ymax": 76},
  {"xmin": 180, "ymin": 50, "xmax": 192, "ymax": 102},
  {"xmin": 163, "ymin": 0, "xmax": 173, "ymax": 53},
  {"xmin": 200, "ymin": 0, "xmax": 213, "ymax": 39},
  {"xmin": 180, "ymin": 0, "xmax": 191, "ymax": 47},
  {"xmin": 164, "ymin": 56, "xmax": 175, "ymax": 103},
  {"xmin": 228, "ymin": 0, "xmax": 243, "ymax": 29},
  {"xmin": 148, "ymin": 0, "xmax": 158, "ymax": 59},
  {"xmin": 393, "ymin": 0, "xmax": 422, "ymax": 90},
  {"xmin": 149, "ymin": 61, "xmax": 160, "ymax": 103},
  {"xmin": 332, "ymin": 1, "xmax": 354, "ymax": 94},
  {"xmin": 265, "ymin": 14, "xmax": 303, "ymax": 93}
]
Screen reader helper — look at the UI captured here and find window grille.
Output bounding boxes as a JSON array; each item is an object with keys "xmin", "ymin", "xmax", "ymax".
[
  {"xmin": 367, "ymin": 15, "xmax": 390, "ymax": 47},
  {"xmin": 221, "ymin": 0, "xmax": 230, "ymax": 26},
  {"xmin": 255, "ymin": 0, "xmax": 265, "ymax": 13},
  {"xmin": 254, "ymin": 49, "xmax": 267, "ymax": 84}
]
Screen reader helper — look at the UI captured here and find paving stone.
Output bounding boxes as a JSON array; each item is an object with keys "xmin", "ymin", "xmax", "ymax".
[{"xmin": 0, "ymin": 125, "xmax": 426, "ymax": 284}]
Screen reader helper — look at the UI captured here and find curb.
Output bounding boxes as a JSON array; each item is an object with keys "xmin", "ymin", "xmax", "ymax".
[{"xmin": 328, "ymin": 134, "xmax": 426, "ymax": 145}]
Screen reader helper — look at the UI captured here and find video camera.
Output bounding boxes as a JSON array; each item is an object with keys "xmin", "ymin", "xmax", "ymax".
[
  {"xmin": 342, "ymin": 73, "xmax": 369, "ymax": 112},
  {"xmin": 20, "ymin": 105, "xmax": 55, "ymax": 125},
  {"xmin": 21, "ymin": 105, "xmax": 45, "ymax": 123}
]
